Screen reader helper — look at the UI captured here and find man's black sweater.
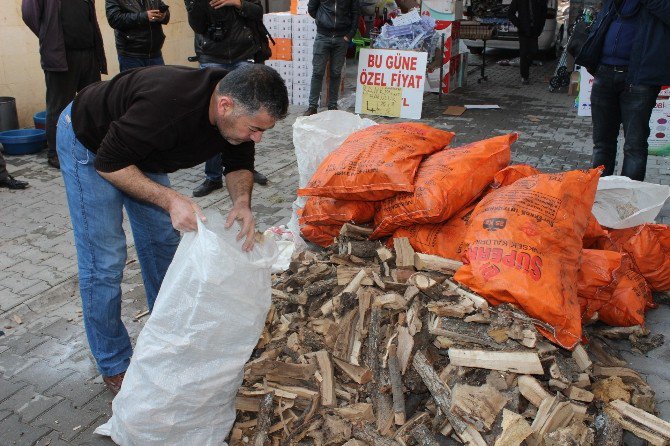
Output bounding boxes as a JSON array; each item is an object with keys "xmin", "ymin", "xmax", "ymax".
[{"xmin": 71, "ymin": 65, "xmax": 254, "ymax": 174}]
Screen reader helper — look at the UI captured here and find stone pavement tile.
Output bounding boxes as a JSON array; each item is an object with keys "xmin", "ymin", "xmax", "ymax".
[
  {"xmin": 18, "ymin": 281, "xmax": 54, "ymax": 300},
  {"xmin": 0, "ymin": 414, "xmax": 52, "ymax": 446},
  {"xmin": 29, "ymin": 337, "xmax": 84, "ymax": 368},
  {"xmin": 53, "ymin": 347, "xmax": 99, "ymax": 377},
  {"xmin": 12, "ymin": 359, "xmax": 76, "ymax": 394},
  {"xmin": 34, "ymin": 431, "xmax": 69, "ymax": 446},
  {"xmin": 44, "ymin": 371, "xmax": 107, "ymax": 408},
  {"xmin": 0, "ymin": 352, "xmax": 40, "ymax": 380},
  {"xmin": 5, "ymin": 332, "xmax": 50, "ymax": 356},
  {"xmin": 0, "ymin": 385, "xmax": 63, "ymax": 423},
  {"xmin": 33, "ymin": 400, "xmax": 101, "ymax": 442},
  {"xmin": 37, "ymin": 319, "xmax": 82, "ymax": 346},
  {"xmin": 76, "ymin": 418, "xmax": 117, "ymax": 446},
  {"xmin": 0, "ymin": 377, "xmax": 28, "ymax": 402}
]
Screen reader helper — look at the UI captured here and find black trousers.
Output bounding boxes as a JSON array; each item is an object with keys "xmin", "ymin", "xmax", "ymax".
[
  {"xmin": 518, "ymin": 35, "xmax": 539, "ymax": 79},
  {"xmin": 44, "ymin": 49, "xmax": 100, "ymax": 156},
  {"xmin": 0, "ymin": 151, "xmax": 7, "ymax": 181}
]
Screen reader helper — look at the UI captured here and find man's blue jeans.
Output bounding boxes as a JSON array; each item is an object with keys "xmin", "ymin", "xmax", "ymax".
[
  {"xmin": 591, "ymin": 65, "xmax": 661, "ymax": 181},
  {"xmin": 117, "ymin": 54, "xmax": 165, "ymax": 72},
  {"xmin": 309, "ymin": 34, "xmax": 349, "ymax": 109},
  {"xmin": 200, "ymin": 60, "xmax": 252, "ymax": 181},
  {"xmin": 56, "ymin": 103, "xmax": 180, "ymax": 377}
]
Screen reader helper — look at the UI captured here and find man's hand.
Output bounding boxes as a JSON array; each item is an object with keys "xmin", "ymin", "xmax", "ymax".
[
  {"xmin": 344, "ymin": 36, "xmax": 350, "ymax": 42},
  {"xmin": 147, "ymin": 9, "xmax": 166, "ymax": 21},
  {"xmin": 168, "ymin": 193, "xmax": 205, "ymax": 232},
  {"xmin": 225, "ymin": 203, "xmax": 256, "ymax": 251},
  {"xmin": 209, "ymin": 0, "xmax": 241, "ymax": 9}
]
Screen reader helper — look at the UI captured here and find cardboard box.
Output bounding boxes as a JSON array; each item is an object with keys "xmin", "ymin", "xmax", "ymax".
[{"xmin": 270, "ymin": 38, "xmax": 293, "ymax": 61}]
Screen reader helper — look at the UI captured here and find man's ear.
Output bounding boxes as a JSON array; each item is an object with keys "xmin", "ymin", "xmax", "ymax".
[{"xmin": 218, "ymin": 95, "xmax": 235, "ymax": 116}]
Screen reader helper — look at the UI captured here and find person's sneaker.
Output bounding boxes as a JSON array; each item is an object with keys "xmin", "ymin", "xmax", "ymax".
[
  {"xmin": 47, "ymin": 153, "xmax": 60, "ymax": 169},
  {"xmin": 253, "ymin": 170, "xmax": 268, "ymax": 186},
  {"xmin": 192, "ymin": 179, "xmax": 223, "ymax": 197},
  {"xmin": 303, "ymin": 107, "xmax": 317, "ymax": 116},
  {"xmin": 103, "ymin": 372, "xmax": 125, "ymax": 395},
  {"xmin": 521, "ymin": 78, "xmax": 530, "ymax": 85},
  {"xmin": 0, "ymin": 175, "xmax": 29, "ymax": 190}
]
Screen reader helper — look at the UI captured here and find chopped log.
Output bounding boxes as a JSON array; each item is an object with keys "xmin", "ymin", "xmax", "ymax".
[
  {"xmin": 247, "ymin": 360, "xmax": 318, "ymax": 385},
  {"xmin": 393, "ymin": 237, "xmax": 415, "ymax": 268},
  {"xmin": 494, "ymin": 409, "xmax": 533, "ymax": 446},
  {"xmin": 607, "ymin": 399, "xmax": 670, "ymax": 445},
  {"xmin": 450, "ymin": 383, "xmax": 508, "ymax": 432},
  {"xmin": 388, "ymin": 345, "xmax": 406, "ymax": 426},
  {"xmin": 333, "ymin": 403, "xmax": 375, "ymax": 423},
  {"xmin": 431, "ymin": 327, "xmax": 500, "ymax": 350},
  {"xmin": 527, "ymin": 395, "xmax": 576, "ymax": 446},
  {"xmin": 377, "ymin": 246, "xmax": 394, "ymax": 263},
  {"xmin": 322, "ymin": 414, "xmax": 352, "ymax": 445},
  {"xmin": 315, "ymin": 351, "xmax": 336, "ymax": 408},
  {"xmin": 518, "ymin": 375, "xmax": 552, "ymax": 407},
  {"xmin": 597, "ymin": 325, "xmax": 650, "ymax": 340},
  {"xmin": 566, "ymin": 386, "xmax": 594, "ymax": 403},
  {"xmin": 412, "ymin": 351, "xmax": 468, "ymax": 436},
  {"xmin": 443, "ymin": 279, "xmax": 489, "ymax": 311},
  {"xmin": 414, "ymin": 252, "xmax": 463, "ymax": 274},
  {"xmin": 544, "ymin": 422, "xmax": 594, "ymax": 446},
  {"xmin": 448, "ymin": 349, "xmax": 544, "ymax": 375},
  {"xmin": 353, "ymin": 424, "xmax": 402, "ymax": 446},
  {"xmin": 305, "ymin": 278, "xmax": 339, "ymax": 297},
  {"xmin": 506, "ymin": 323, "xmax": 538, "ymax": 349},
  {"xmin": 332, "ymin": 357, "xmax": 373, "ymax": 384},
  {"xmin": 337, "ymin": 266, "xmax": 378, "ymax": 286},
  {"xmin": 588, "ymin": 337, "xmax": 628, "ymax": 367},
  {"xmin": 340, "ymin": 223, "xmax": 374, "ymax": 239},
  {"xmin": 342, "ymin": 440, "xmax": 367, "ymax": 446},
  {"xmin": 410, "ymin": 424, "xmax": 440, "ymax": 446},
  {"xmin": 594, "ymin": 412, "xmax": 623, "ymax": 446},
  {"xmin": 573, "ymin": 373, "xmax": 591, "ymax": 389},
  {"xmin": 593, "ymin": 365, "xmax": 641, "ymax": 379},
  {"xmin": 396, "ymin": 326, "xmax": 414, "ymax": 375},
  {"xmin": 592, "ymin": 377, "xmax": 632, "ymax": 404},
  {"xmin": 426, "ymin": 297, "xmax": 475, "ymax": 319},
  {"xmin": 272, "ymin": 289, "xmax": 307, "ymax": 305},
  {"xmin": 253, "ymin": 392, "xmax": 274, "ymax": 446},
  {"xmin": 394, "ymin": 412, "xmax": 430, "ymax": 444},
  {"xmin": 341, "ymin": 240, "xmax": 380, "ymax": 258},
  {"xmin": 375, "ymin": 293, "xmax": 408, "ymax": 310},
  {"xmin": 572, "ymin": 345, "xmax": 592, "ymax": 372}
]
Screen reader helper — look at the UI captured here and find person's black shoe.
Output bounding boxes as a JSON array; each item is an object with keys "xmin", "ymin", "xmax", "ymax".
[
  {"xmin": 0, "ymin": 175, "xmax": 29, "ymax": 190},
  {"xmin": 192, "ymin": 179, "xmax": 223, "ymax": 197},
  {"xmin": 47, "ymin": 153, "xmax": 60, "ymax": 169},
  {"xmin": 303, "ymin": 107, "xmax": 317, "ymax": 116},
  {"xmin": 328, "ymin": 106, "xmax": 338, "ymax": 111},
  {"xmin": 253, "ymin": 170, "xmax": 268, "ymax": 186},
  {"xmin": 521, "ymin": 78, "xmax": 530, "ymax": 85}
]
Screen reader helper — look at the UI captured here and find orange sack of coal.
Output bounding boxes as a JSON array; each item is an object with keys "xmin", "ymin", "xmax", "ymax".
[
  {"xmin": 576, "ymin": 249, "xmax": 624, "ymax": 322},
  {"xmin": 372, "ymin": 134, "xmax": 515, "ymax": 238},
  {"xmin": 598, "ymin": 266, "xmax": 652, "ymax": 327},
  {"xmin": 297, "ymin": 123, "xmax": 455, "ymax": 201},
  {"xmin": 301, "ymin": 196, "xmax": 376, "ymax": 226},
  {"xmin": 607, "ymin": 224, "xmax": 670, "ymax": 291},
  {"xmin": 454, "ymin": 168, "xmax": 602, "ymax": 350},
  {"xmin": 300, "ymin": 223, "xmax": 341, "ymax": 248}
]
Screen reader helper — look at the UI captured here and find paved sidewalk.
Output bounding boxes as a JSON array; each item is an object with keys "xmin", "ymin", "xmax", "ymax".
[{"xmin": 1, "ymin": 55, "xmax": 669, "ymax": 445}]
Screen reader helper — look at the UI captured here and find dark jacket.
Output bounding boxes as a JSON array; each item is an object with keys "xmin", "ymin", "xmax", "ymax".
[
  {"xmin": 21, "ymin": 0, "xmax": 107, "ymax": 73},
  {"xmin": 185, "ymin": 0, "xmax": 263, "ymax": 64},
  {"xmin": 106, "ymin": 0, "xmax": 170, "ymax": 59},
  {"xmin": 576, "ymin": 0, "xmax": 670, "ymax": 86},
  {"xmin": 507, "ymin": 0, "xmax": 548, "ymax": 38},
  {"xmin": 308, "ymin": 0, "xmax": 360, "ymax": 39}
]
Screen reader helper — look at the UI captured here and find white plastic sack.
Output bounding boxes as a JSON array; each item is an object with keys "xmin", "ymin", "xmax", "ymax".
[
  {"xmin": 591, "ymin": 176, "xmax": 670, "ymax": 229},
  {"xmin": 95, "ymin": 210, "xmax": 277, "ymax": 446},
  {"xmin": 287, "ymin": 110, "xmax": 376, "ymax": 252}
]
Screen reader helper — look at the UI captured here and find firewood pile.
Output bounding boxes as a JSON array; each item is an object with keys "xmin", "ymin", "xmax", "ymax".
[{"xmin": 230, "ymin": 224, "xmax": 670, "ymax": 446}]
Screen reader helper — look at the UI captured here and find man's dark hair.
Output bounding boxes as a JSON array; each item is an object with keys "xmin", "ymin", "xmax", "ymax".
[{"xmin": 217, "ymin": 64, "xmax": 289, "ymax": 120}]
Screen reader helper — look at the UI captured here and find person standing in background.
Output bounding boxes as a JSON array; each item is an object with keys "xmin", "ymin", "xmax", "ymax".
[
  {"xmin": 576, "ymin": 0, "xmax": 670, "ymax": 181},
  {"xmin": 303, "ymin": 0, "xmax": 360, "ymax": 116},
  {"xmin": 22, "ymin": 0, "xmax": 108, "ymax": 169},
  {"xmin": 0, "ymin": 152, "xmax": 29, "ymax": 190},
  {"xmin": 185, "ymin": 0, "xmax": 270, "ymax": 197},
  {"xmin": 508, "ymin": 0, "xmax": 547, "ymax": 85},
  {"xmin": 106, "ymin": 0, "xmax": 170, "ymax": 72}
]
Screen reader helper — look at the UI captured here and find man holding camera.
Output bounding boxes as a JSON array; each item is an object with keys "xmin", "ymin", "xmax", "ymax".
[
  {"xmin": 185, "ymin": 0, "xmax": 270, "ymax": 197},
  {"xmin": 106, "ymin": 0, "xmax": 171, "ymax": 72}
]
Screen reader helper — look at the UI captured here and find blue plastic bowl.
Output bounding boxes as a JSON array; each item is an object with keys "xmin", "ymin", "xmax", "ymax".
[
  {"xmin": 0, "ymin": 128, "xmax": 47, "ymax": 155},
  {"xmin": 33, "ymin": 111, "xmax": 47, "ymax": 129}
]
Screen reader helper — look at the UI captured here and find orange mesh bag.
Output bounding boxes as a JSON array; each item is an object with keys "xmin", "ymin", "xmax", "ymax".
[
  {"xmin": 300, "ymin": 196, "xmax": 376, "ymax": 226},
  {"xmin": 297, "ymin": 123, "xmax": 455, "ymax": 201},
  {"xmin": 607, "ymin": 224, "xmax": 670, "ymax": 291},
  {"xmin": 598, "ymin": 267, "xmax": 651, "ymax": 327},
  {"xmin": 300, "ymin": 223, "xmax": 341, "ymax": 248},
  {"xmin": 576, "ymin": 249, "xmax": 624, "ymax": 322},
  {"xmin": 391, "ymin": 204, "xmax": 475, "ymax": 260},
  {"xmin": 454, "ymin": 168, "xmax": 602, "ymax": 349},
  {"xmin": 371, "ymin": 134, "xmax": 515, "ymax": 238}
]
